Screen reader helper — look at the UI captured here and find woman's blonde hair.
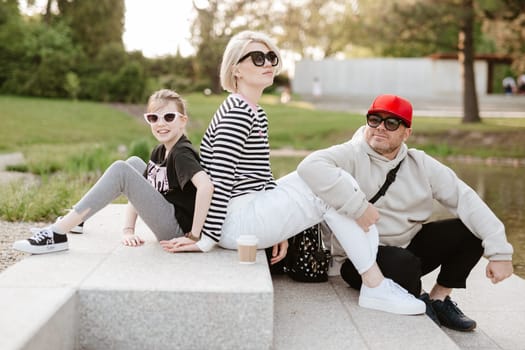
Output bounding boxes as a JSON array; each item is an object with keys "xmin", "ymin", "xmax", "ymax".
[
  {"xmin": 147, "ymin": 89, "xmax": 187, "ymax": 115},
  {"xmin": 220, "ymin": 31, "xmax": 282, "ymax": 93}
]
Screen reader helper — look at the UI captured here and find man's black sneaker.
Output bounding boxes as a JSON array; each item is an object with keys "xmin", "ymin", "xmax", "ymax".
[
  {"xmin": 431, "ymin": 296, "xmax": 477, "ymax": 332},
  {"xmin": 418, "ymin": 293, "xmax": 441, "ymax": 326},
  {"xmin": 13, "ymin": 227, "xmax": 68, "ymax": 254}
]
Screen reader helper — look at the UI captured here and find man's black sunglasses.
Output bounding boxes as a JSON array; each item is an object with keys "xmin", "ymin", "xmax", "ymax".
[
  {"xmin": 237, "ymin": 51, "xmax": 279, "ymax": 67},
  {"xmin": 366, "ymin": 114, "xmax": 406, "ymax": 131}
]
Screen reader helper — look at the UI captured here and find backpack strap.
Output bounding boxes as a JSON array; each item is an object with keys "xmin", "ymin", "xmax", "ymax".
[{"xmin": 369, "ymin": 160, "xmax": 403, "ymax": 204}]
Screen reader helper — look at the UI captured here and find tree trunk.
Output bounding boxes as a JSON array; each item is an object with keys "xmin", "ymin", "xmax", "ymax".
[
  {"xmin": 43, "ymin": 0, "xmax": 53, "ymax": 24},
  {"xmin": 459, "ymin": 0, "xmax": 481, "ymax": 123}
]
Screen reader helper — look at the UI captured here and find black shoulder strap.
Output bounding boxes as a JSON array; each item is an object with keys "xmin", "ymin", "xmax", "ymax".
[{"xmin": 369, "ymin": 160, "xmax": 403, "ymax": 204}]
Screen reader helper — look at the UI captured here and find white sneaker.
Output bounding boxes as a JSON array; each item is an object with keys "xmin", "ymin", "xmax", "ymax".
[
  {"xmin": 13, "ymin": 227, "xmax": 68, "ymax": 254},
  {"xmin": 359, "ymin": 278, "xmax": 426, "ymax": 315}
]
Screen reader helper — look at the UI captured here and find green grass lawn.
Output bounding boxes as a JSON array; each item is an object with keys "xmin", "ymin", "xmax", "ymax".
[
  {"xmin": 2, "ymin": 93, "xmax": 525, "ymax": 158},
  {"xmin": 1, "ymin": 93, "xmax": 524, "ymax": 222}
]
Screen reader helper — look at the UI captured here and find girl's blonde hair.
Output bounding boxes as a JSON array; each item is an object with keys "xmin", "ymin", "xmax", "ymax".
[
  {"xmin": 147, "ymin": 89, "xmax": 187, "ymax": 115},
  {"xmin": 220, "ymin": 31, "xmax": 282, "ymax": 93}
]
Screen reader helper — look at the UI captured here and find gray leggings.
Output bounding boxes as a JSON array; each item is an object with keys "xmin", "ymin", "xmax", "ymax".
[{"xmin": 73, "ymin": 156, "xmax": 184, "ymax": 241}]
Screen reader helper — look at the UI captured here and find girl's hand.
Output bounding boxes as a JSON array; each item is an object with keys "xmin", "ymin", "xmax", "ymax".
[
  {"xmin": 160, "ymin": 237, "xmax": 203, "ymax": 253},
  {"xmin": 122, "ymin": 233, "xmax": 145, "ymax": 247}
]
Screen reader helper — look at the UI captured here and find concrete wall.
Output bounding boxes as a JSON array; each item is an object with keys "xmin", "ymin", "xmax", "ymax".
[{"xmin": 291, "ymin": 58, "xmax": 488, "ymax": 98}]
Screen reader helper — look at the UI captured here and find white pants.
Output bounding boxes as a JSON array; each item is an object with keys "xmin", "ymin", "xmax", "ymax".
[{"xmin": 218, "ymin": 171, "xmax": 378, "ymax": 274}]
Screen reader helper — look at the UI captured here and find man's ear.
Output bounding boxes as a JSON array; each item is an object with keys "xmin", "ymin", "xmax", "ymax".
[{"xmin": 403, "ymin": 127, "xmax": 412, "ymax": 141}]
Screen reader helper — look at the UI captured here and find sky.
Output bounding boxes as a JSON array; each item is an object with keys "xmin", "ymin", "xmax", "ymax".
[
  {"xmin": 122, "ymin": 0, "xmax": 196, "ymax": 57},
  {"xmin": 19, "ymin": 0, "xmax": 197, "ymax": 58},
  {"xmin": 18, "ymin": 0, "xmax": 297, "ymax": 73}
]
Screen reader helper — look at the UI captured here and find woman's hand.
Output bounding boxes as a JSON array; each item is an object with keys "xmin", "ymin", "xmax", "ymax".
[
  {"xmin": 122, "ymin": 233, "xmax": 145, "ymax": 247},
  {"xmin": 270, "ymin": 240, "xmax": 288, "ymax": 265},
  {"xmin": 160, "ymin": 237, "xmax": 203, "ymax": 253}
]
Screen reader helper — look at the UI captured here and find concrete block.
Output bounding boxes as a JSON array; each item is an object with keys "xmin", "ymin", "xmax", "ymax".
[
  {"xmin": 78, "ymin": 243, "xmax": 273, "ymax": 350},
  {"xmin": 1, "ymin": 205, "xmax": 274, "ymax": 350},
  {"xmin": 0, "ymin": 288, "xmax": 77, "ymax": 350},
  {"xmin": 0, "ymin": 252, "xmax": 107, "ymax": 288}
]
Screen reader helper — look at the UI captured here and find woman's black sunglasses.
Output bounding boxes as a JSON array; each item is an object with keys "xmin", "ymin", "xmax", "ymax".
[
  {"xmin": 237, "ymin": 51, "xmax": 279, "ymax": 67},
  {"xmin": 366, "ymin": 114, "xmax": 406, "ymax": 131}
]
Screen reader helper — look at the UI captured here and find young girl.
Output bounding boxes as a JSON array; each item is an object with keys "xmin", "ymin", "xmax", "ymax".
[
  {"xmin": 160, "ymin": 31, "xmax": 425, "ymax": 316},
  {"xmin": 14, "ymin": 89, "xmax": 213, "ymax": 253}
]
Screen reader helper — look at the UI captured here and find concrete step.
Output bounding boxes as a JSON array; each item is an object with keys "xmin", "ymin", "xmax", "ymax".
[
  {"xmin": 422, "ymin": 260, "xmax": 525, "ymax": 350},
  {"xmin": 273, "ymin": 275, "xmax": 458, "ymax": 350},
  {"xmin": 273, "ymin": 258, "xmax": 525, "ymax": 350},
  {"xmin": 0, "ymin": 204, "xmax": 273, "ymax": 350}
]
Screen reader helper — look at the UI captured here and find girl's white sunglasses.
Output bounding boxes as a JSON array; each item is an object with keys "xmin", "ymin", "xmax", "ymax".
[{"xmin": 143, "ymin": 111, "xmax": 183, "ymax": 124}]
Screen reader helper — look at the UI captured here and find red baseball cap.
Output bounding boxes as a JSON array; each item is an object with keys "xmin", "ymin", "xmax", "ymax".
[{"xmin": 367, "ymin": 94, "xmax": 413, "ymax": 127}]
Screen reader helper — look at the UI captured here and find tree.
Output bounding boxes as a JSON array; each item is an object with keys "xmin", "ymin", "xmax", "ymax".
[
  {"xmin": 271, "ymin": 0, "xmax": 357, "ymax": 59},
  {"xmin": 0, "ymin": 0, "xmax": 22, "ymax": 89},
  {"xmin": 459, "ymin": 0, "xmax": 480, "ymax": 123},
  {"xmin": 56, "ymin": 0, "xmax": 124, "ymax": 58},
  {"xmin": 481, "ymin": 0, "xmax": 525, "ymax": 73},
  {"xmin": 0, "ymin": 0, "xmax": 19, "ymax": 23},
  {"xmin": 191, "ymin": 0, "xmax": 280, "ymax": 93},
  {"xmin": 350, "ymin": 0, "xmax": 487, "ymax": 123},
  {"xmin": 18, "ymin": 0, "xmax": 144, "ymax": 102},
  {"xmin": 0, "ymin": 11, "xmax": 80, "ymax": 97},
  {"xmin": 349, "ymin": 0, "xmax": 525, "ymax": 122}
]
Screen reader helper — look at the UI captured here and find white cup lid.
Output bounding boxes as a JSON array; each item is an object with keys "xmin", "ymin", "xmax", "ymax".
[{"xmin": 236, "ymin": 235, "xmax": 258, "ymax": 245}]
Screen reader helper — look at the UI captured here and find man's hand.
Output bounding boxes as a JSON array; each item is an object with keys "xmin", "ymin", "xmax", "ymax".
[
  {"xmin": 270, "ymin": 240, "xmax": 288, "ymax": 265},
  {"xmin": 486, "ymin": 260, "xmax": 513, "ymax": 284},
  {"xmin": 356, "ymin": 203, "xmax": 379, "ymax": 232}
]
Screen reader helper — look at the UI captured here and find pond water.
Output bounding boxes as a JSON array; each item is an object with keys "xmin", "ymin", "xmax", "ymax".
[{"xmin": 442, "ymin": 160, "xmax": 525, "ymax": 279}]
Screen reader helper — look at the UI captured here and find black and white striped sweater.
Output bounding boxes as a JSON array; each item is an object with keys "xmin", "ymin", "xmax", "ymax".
[{"xmin": 197, "ymin": 94, "xmax": 276, "ymax": 251}]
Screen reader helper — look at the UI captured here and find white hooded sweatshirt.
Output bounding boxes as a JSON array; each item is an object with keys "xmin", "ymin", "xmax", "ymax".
[{"xmin": 297, "ymin": 126, "xmax": 513, "ymax": 261}]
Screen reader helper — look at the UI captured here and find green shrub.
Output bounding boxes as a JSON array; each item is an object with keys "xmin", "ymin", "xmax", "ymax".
[
  {"xmin": 0, "ymin": 174, "xmax": 86, "ymax": 221},
  {"xmin": 64, "ymin": 72, "xmax": 80, "ymax": 100},
  {"xmin": 128, "ymin": 138, "xmax": 153, "ymax": 162},
  {"xmin": 64, "ymin": 145, "xmax": 123, "ymax": 174}
]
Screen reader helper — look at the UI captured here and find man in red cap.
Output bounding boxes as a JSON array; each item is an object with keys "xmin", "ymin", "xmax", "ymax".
[{"xmin": 297, "ymin": 94, "xmax": 514, "ymax": 332}]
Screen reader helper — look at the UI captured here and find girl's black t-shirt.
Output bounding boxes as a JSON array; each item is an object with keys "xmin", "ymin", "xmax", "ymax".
[{"xmin": 145, "ymin": 135, "xmax": 203, "ymax": 233}]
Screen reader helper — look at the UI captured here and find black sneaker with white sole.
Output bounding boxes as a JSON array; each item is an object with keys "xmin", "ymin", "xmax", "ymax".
[
  {"xmin": 13, "ymin": 227, "xmax": 68, "ymax": 254},
  {"xmin": 431, "ymin": 296, "xmax": 477, "ymax": 332}
]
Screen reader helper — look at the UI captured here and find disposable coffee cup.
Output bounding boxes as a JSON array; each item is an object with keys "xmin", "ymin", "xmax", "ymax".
[{"xmin": 236, "ymin": 235, "xmax": 258, "ymax": 264}]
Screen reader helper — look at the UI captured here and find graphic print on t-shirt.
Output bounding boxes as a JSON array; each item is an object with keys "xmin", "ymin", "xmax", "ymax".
[{"xmin": 146, "ymin": 160, "xmax": 169, "ymax": 194}]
